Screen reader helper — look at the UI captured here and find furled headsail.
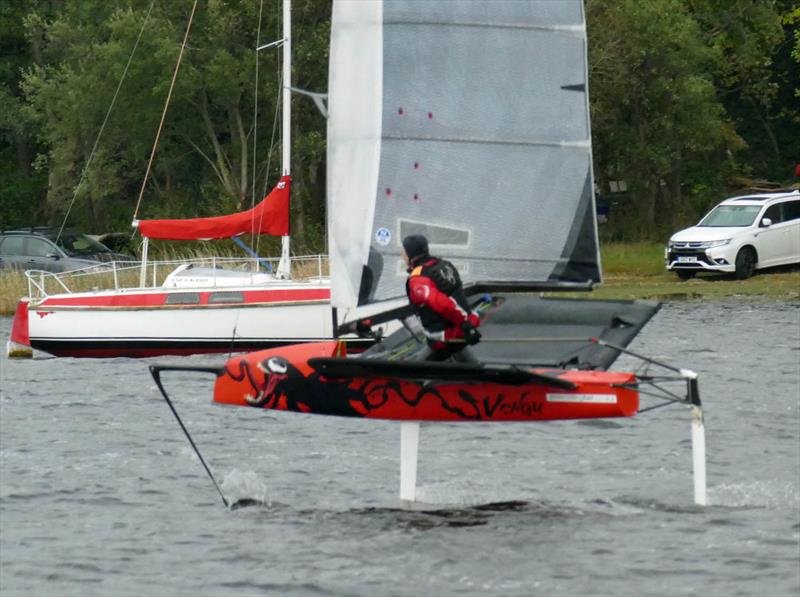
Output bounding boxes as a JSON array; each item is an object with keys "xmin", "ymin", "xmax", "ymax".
[
  {"xmin": 136, "ymin": 176, "xmax": 290, "ymax": 241},
  {"xmin": 327, "ymin": 0, "xmax": 600, "ymax": 308}
]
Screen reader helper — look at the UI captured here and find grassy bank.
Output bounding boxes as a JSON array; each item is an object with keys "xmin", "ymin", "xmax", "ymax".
[
  {"xmin": 1, "ymin": 271, "xmax": 30, "ymax": 315},
  {"xmin": 1, "ymin": 243, "xmax": 798, "ymax": 316},
  {"xmin": 581, "ymin": 242, "xmax": 800, "ymax": 301}
]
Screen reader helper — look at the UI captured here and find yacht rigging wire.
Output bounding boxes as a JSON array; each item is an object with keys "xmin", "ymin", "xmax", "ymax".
[
  {"xmin": 56, "ymin": 0, "xmax": 156, "ymax": 245},
  {"xmin": 251, "ymin": 0, "xmax": 265, "ymax": 226},
  {"xmin": 252, "ymin": 2, "xmax": 283, "ymax": 261},
  {"xmin": 133, "ymin": 0, "xmax": 199, "ymax": 220}
]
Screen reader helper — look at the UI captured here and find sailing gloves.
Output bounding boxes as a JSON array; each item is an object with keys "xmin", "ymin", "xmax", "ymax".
[
  {"xmin": 355, "ymin": 319, "xmax": 374, "ymax": 338},
  {"xmin": 461, "ymin": 321, "xmax": 482, "ymax": 345}
]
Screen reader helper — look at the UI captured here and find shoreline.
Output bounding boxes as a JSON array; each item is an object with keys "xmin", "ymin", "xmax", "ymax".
[
  {"xmin": 1, "ymin": 246, "xmax": 798, "ymax": 316},
  {"xmin": 2, "ymin": 270, "xmax": 797, "ymax": 317},
  {"xmin": 560, "ymin": 267, "xmax": 800, "ymax": 303}
]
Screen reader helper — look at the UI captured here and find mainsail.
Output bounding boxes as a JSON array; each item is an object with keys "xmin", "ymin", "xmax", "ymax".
[{"xmin": 327, "ymin": 0, "xmax": 600, "ymax": 309}]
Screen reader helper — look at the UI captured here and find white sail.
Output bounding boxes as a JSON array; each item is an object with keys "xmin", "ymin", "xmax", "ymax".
[
  {"xmin": 328, "ymin": 0, "xmax": 600, "ymax": 309},
  {"xmin": 327, "ymin": 0, "xmax": 384, "ymax": 309}
]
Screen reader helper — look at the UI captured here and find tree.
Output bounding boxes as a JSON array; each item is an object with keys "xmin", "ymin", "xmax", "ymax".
[
  {"xmin": 22, "ymin": 1, "xmax": 206, "ymax": 230},
  {"xmin": 687, "ymin": 0, "xmax": 796, "ymax": 182},
  {"xmin": 588, "ymin": 0, "xmax": 737, "ymax": 239},
  {"xmin": 0, "ymin": 1, "xmax": 49, "ymax": 229},
  {"xmin": 19, "ymin": 0, "xmax": 331, "ymax": 251},
  {"xmin": 9, "ymin": 0, "xmax": 793, "ymax": 246}
]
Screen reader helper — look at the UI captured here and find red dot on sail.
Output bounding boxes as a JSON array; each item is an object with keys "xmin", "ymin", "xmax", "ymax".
[
  {"xmin": 398, "ymin": 107, "xmax": 404, "ymax": 115},
  {"xmin": 428, "ymin": 112, "xmax": 433, "ymax": 119},
  {"xmin": 414, "ymin": 162, "xmax": 419, "ymax": 169},
  {"xmin": 413, "ymin": 193, "xmax": 419, "ymax": 201},
  {"xmin": 386, "ymin": 188, "xmax": 392, "ymax": 196}
]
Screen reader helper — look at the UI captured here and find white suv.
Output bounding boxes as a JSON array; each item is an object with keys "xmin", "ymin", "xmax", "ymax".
[{"xmin": 666, "ymin": 190, "xmax": 800, "ymax": 280}]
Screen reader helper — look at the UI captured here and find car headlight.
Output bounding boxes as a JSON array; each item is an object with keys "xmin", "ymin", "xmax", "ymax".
[{"xmin": 699, "ymin": 239, "xmax": 731, "ymax": 249}]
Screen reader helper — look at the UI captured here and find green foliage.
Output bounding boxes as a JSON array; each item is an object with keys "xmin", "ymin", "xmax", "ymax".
[
  {"xmin": 589, "ymin": 0, "xmax": 797, "ymax": 241},
  {"xmin": 15, "ymin": 0, "xmax": 331, "ymax": 246},
  {"xmin": 0, "ymin": 0, "xmax": 796, "ymax": 247},
  {"xmin": 0, "ymin": 149, "xmax": 46, "ymax": 229},
  {"xmin": 780, "ymin": 5, "xmax": 800, "ymax": 163},
  {"xmin": 0, "ymin": 0, "xmax": 49, "ymax": 229},
  {"xmin": 21, "ymin": 2, "xmax": 197, "ymax": 230},
  {"xmin": 588, "ymin": 0, "xmax": 737, "ymax": 239},
  {"xmin": 689, "ymin": 0, "xmax": 798, "ymax": 181}
]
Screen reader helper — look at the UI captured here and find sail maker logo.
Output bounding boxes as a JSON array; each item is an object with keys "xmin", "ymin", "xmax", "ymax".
[
  {"xmin": 545, "ymin": 393, "xmax": 617, "ymax": 404},
  {"xmin": 375, "ymin": 227, "xmax": 391, "ymax": 246}
]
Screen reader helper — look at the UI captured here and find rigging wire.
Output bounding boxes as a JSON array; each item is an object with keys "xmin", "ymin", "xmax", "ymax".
[
  {"xmin": 55, "ymin": 0, "xmax": 156, "ymax": 246},
  {"xmin": 254, "ymin": 69, "xmax": 282, "ymax": 262},
  {"xmin": 251, "ymin": 0, "xmax": 265, "ymax": 240},
  {"xmin": 253, "ymin": 25, "xmax": 283, "ymax": 261},
  {"xmin": 132, "ymin": 0, "xmax": 199, "ymax": 221},
  {"xmin": 263, "ymin": 69, "xmax": 282, "ymax": 201}
]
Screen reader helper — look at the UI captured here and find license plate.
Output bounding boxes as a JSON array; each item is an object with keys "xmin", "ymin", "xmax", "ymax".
[{"xmin": 677, "ymin": 256, "xmax": 697, "ymax": 263}]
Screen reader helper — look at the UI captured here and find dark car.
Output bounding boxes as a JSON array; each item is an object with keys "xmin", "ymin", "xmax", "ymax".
[{"xmin": 0, "ymin": 227, "xmax": 134, "ymax": 273}]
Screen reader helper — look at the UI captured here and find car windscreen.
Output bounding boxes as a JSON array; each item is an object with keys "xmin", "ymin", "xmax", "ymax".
[
  {"xmin": 698, "ymin": 205, "xmax": 761, "ymax": 227},
  {"xmin": 57, "ymin": 233, "xmax": 110, "ymax": 256}
]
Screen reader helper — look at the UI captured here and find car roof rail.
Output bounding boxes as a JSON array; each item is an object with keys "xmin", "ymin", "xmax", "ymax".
[{"xmin": 1, "ymin": 226, "xmax": 78, "ymax": 236}]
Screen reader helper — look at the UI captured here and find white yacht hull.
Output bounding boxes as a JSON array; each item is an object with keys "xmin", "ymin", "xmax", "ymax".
[{"xmin": 19, "ymin": 281, "xmax": 385, "ymax": 358}]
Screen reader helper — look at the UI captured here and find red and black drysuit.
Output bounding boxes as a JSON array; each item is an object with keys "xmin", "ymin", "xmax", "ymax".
[{"xmin": 405, "ymin": 257, "xmax": 481, "ymax": 355}]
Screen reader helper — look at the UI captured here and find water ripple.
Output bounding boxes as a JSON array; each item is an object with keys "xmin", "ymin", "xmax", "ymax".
[{"xmin": 1, "ymin": 302, "xmax": 799, "ymax": 597}]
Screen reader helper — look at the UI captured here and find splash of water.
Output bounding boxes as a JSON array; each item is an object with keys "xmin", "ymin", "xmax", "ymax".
[
  {"xmin": 221, "ymin": 469, "xmax": 270, "ymax": 507},
  {"xmin": 709, "ymin": 481, "xmax": 799, "ymax": 508}
]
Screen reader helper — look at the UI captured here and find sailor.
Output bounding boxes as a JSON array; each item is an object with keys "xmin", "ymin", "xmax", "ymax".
[{"xmin": 401, "ymin": 234, "xmax": 481, "ymax": 359}]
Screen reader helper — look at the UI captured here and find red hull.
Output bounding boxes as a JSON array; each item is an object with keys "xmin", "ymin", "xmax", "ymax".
[
  {"xmin": 214, "ymin": 342, "xmax": 639, "ymax": 422},
  {"xmin": 9, "ymin": 299, "xmax": 30, "ymax": 347}
]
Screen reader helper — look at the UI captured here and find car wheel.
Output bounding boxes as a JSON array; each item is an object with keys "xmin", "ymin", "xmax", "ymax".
[
  {"xmin": 734, "ymin": 247, "xmax": 756, "ymax": 280},
  {"xmin": 676, "ymin": 270, "xmax": 696, "ymax": 280}
]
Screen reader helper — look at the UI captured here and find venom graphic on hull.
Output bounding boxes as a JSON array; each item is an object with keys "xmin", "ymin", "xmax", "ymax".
[
  {"xmin": 223, "ymin": 356, "xmax": 483, "ymax": 420},
  {"xmin": 213, "ymin": 343, "xmax": 639, "ymax": 422}
]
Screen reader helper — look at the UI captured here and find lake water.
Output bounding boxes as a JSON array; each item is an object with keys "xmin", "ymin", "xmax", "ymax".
[{"xmin": 1, "ymin": 300, "xmax": 798, "ymax": 596}]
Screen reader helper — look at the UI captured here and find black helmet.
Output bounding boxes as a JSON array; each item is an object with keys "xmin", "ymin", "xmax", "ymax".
[{"xmin": 402, "ymin": 234, "xmax": 429, "ymax": 265}]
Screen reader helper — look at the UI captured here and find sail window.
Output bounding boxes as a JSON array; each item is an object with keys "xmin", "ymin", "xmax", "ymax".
[
  {"xmin": 208, "ymin": 291, "xmax": 245, "ymax": 304},
  {"xmin": 165, "ymin": 293, "xmax": 201, "ymax": 305},
  {"xmin": 398, "ymin": 220, "xmax": 470, "ymax": 248},
  {"xmin": 395, "ymin": 258, "xmax": 469, "ymax": 276}
]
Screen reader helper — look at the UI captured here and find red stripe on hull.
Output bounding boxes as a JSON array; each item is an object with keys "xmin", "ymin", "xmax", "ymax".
[
  {"xmin": 214, "ymin": 343, "xmax": 639, "ymax": 422},
  {"xmin": 36, "ymin": 287, "xmax": 330, "ymax": 308}
]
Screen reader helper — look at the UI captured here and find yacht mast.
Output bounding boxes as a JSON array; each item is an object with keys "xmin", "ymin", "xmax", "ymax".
[{"xmin": 276, "ymin": 0, "xmax": 292, "ymax": 279}]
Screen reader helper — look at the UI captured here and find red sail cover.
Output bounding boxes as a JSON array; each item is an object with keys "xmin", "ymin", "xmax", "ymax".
[{"xmin": 137, "ymin": 176, "xmax": 290, "ymax": 240}]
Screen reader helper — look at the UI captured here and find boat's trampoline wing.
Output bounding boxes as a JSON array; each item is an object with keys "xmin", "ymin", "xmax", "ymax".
[{"xmin": 365, "ymin": 294, "xmax": 660, "ymax": 371}]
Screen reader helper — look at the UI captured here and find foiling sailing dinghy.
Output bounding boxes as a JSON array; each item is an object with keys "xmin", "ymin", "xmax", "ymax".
[{"xmin": 151, "ymin": 0, "xmax": 707, "ymax": 507}]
